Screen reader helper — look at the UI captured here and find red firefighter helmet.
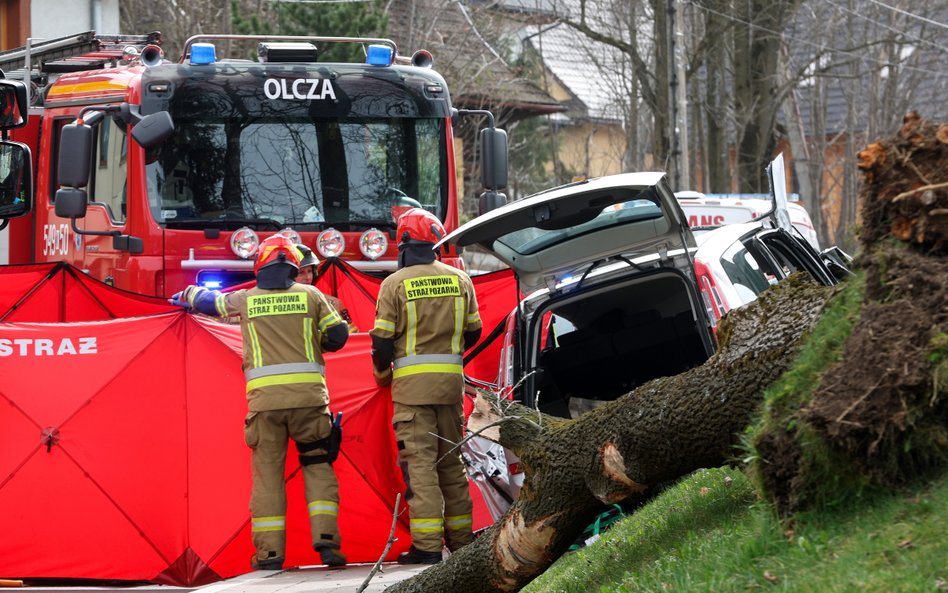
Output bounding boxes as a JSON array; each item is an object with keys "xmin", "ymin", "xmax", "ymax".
[
  {"xmin": 396, "ymin": 207, "xmax": 445, "ymax": 246},
  {"xmin": 255, "ymin": 234, "xmax": 302, "ymax": 275}
]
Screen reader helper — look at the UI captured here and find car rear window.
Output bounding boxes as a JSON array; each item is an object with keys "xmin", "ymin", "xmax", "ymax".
[{"xmin": 498, "ymin": 198, "xmax": 663, "ymax": 256}]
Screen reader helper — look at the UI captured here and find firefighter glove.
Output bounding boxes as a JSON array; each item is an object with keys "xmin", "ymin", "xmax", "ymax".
[
  {"xmin": 170, "ymin": 285, "xmax": 206, "ymax": 310},
  {"xmin": 327, "ymin": 412, "xmax": 343, "ymax": 463},
  {"xmin": 169, "ymin": 292, "xmax": 192, "ymax": 310},
  {"xmin": 373, "ymin": 365, "xmax": 393, "ymax": 387}
]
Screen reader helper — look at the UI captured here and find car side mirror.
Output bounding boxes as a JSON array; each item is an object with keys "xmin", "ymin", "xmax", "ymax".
[{"xmin": 820, "ymin": 245, "xmax": 853, "ymax": 281}]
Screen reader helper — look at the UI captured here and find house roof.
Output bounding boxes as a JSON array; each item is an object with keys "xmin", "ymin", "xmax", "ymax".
[
  {"xmin": 384, "ymin": 0, "xmax": 564, "ymax": 120},
  {"xmin": 518, "ymin": 21, "xmax": 627, "ymax": 124}
]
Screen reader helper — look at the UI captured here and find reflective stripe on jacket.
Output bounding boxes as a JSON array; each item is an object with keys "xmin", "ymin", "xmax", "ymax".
[
  {"xmin": 371, "ymin": 260, "xmax": 481, "ymax": 405},
  {"xmin": 219, "ymin": 284, "xmax": 345, "ymax": 411},
  {"xmin": 392, "ymin": 353, "xmax": 463, "ymax": 379}
]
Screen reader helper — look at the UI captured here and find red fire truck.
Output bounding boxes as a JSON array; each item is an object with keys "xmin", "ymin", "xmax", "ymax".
[{"xmin": 0, "ymin": 31, "xmax": 507, "ymax": 295}]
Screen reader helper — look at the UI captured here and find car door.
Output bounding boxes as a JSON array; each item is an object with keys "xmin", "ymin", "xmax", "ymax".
[{"xmin": 750, "ymin": 229, "xmax": 836, "ymax": 286}]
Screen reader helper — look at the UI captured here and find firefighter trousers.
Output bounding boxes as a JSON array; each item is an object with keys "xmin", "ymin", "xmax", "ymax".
[
  {"xmin": 245, "ymin": 406, "xmax": 342, "ymax": 561},
  {"xmin": 392, "ymin": 401, "xmax": 473, "ymax": 553}
]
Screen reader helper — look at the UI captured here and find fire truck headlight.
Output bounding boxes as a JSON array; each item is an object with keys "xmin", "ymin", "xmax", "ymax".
[
  {"xmin": 277, "ymin": 227, "xmax": 301, "ymax": 244},
  {"xmin": 230, "ymin": 227, "xmax": 260, "ymax": 259},
  {"xmin": 359, "ymin": 228, "xmax": 388, "ymax": 260},
  {"xmin": 317, "ymin": 229, "xmax": 345, "ymax": 258}
]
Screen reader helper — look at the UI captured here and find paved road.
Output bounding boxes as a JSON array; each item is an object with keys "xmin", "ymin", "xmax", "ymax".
[
  {"xmin": 17, "ymin": 564, "xmax": 430, "ymax": 593},
  {"xmin": 199, "ymin": 564, "xmax": 430, "ymax": 593}
]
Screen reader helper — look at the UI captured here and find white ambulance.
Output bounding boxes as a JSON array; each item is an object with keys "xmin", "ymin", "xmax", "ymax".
[{"xmin": 674, "ymin": 190, "xmax": 821, "ymax": 251}]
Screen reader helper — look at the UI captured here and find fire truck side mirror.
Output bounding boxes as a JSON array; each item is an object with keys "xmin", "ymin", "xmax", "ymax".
[
  {"xmin": 477, "ymin": 190, "xmax": 507, "ymax": 217},
  {"xmin": 479, "ymin": 127, "xmax": 508, "ymax": 192},
  {"xmin": 131, "ymin": 111, "xmax": 174, "ymax": 150},
  {"xmin": 55, "ymin": 187, "xmax": 88, "ymax": 219},
  {"xmin": 0, "ymin": 141, "xmax": 32, "ymax": 218},
  {"xmin": 59, "ymin": 123, "xmax": 94, "ymax": 188},
  {"xmin": 0, "ymin": 80, "xmax": 29, "ymax": 130},
  {"xmin": 113, "ymin": 234, "xmax": 144, "ymax": 254}
]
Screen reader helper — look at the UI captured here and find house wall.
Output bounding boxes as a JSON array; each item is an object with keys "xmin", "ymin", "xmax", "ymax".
[
  {"xmin": 454, "ymin": 136, "xmax": 467, "ymax": 217},
  {"xmin": 554, "ymin": 122, "xmax": 625, "ymax": 179},
  {"xmin": 1, "ymin": 0, "xmax": 31, "ymax": 50},
  {"xmin": 817, "ymin": 138, "xmax": 855, "ymax": 246},
  {"xmin": 1, "ymin": 0, "xmax": 119, "ymax": 50},
  {"xmin": 31, "ymin": 0, "xmax": 120, "ymax": 39},
  {"xmin": 540, "ymin": 68, "xmax": 626, "ymax": 179}
]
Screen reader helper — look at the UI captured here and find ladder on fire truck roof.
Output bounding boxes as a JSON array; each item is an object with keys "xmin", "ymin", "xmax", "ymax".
[{"xmin": 0, "ymin": 31, "xmax": 161, "ymax": 104}]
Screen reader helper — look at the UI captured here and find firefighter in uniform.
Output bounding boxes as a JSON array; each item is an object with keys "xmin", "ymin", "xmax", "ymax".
[
  {"xmin": 171, "ymin": 235, "xmax": 349, "ymax": 570},
  {"xmin": 294, "ymin": 244, "xmax": 359, "ymax": 333},
  {"xmin": 370, "ymin": 208, "xmax": 482, "ymax": 564}
]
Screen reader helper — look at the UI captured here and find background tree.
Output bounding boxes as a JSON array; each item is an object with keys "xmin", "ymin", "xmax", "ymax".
[
  {"xmin": 545, "ymin": 0, "xmax": 945, "ymax": 250},
  {"xmin": 120, "ymin": 0, "xmax": 387, "ymax": 62},
  {"xmin": 230, "ymin": 0, "xmax": 388, "ymax": 62},
  {"xmin": 780, "ymin": 0, "xmax": 947, "ymax": 250},
  {"xmin": 120, "ymin": 0, "xmax": 231, "ymax": 59},
  {"xmin": 505, "ymin": 115, "xmax": 567, "ymax": 199}
]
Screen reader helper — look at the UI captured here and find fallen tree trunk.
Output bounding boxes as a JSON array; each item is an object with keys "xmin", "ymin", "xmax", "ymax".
[{"xmin": 388, "ymin": 274, "xmax": 835, "ymax": 593}]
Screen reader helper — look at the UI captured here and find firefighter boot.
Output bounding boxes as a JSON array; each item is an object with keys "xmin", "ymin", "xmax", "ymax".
[
  {"xmin": 315, "ymin": 544, "xmax": 347, "ymax": 567},
  {"xmin": 396, "ymin": 546, "xmax": 442, "ymax": 565},
  {"xmin": 251, "ymin": 551, "xmax": 284, "ymax": 571}
]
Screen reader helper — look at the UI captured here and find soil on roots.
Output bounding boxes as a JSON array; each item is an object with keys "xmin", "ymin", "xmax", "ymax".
[
  {"xmin": 856, "ymin": 112, "xmax": 948, "ymax": 253},
  {"xmin": 760, "ymin": 114, "xmax": 947, "ymax": 514},
  {"xmin": 803, "ymin": 249, "xmax": 948, "ymax": 483}
]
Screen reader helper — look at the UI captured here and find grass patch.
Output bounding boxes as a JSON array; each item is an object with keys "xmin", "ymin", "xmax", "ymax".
[
  {"xmin": 753, "ymin": 271, "xmax": 865, "ymax": 428},
  {"xmin": 523, "ymin": 467, "xmax": 948, "ymax": 593}
]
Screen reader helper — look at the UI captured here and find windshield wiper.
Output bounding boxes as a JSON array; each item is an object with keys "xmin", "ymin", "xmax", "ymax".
[
  {"xmin": 162, "ymin": 217, "xmax": 284, "ymax": 231},
  {"xmin": 351, "ymin": 219, "xmax": 397, "ymax": 230},
  {"xmin": 214, "ymin": 217, "xmax": 285, "ymax": 230},
  {"xmin": 313, "ymin": 219, "xmax": 397, "ymax": 232}
]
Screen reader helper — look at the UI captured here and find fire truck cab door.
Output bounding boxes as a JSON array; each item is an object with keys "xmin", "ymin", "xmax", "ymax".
[{"xmin": 75, "ymin": 117, "xmax": 132, "ymax": 288}]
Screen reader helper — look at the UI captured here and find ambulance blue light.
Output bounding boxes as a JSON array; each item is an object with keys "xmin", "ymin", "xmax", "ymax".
[
  {"xmin": 191, "ymin": 43, "xmax": 217, "ymax": 65},
  {"xmin": 366, "ymin": 45, "xmax": 393, "ymax": 66}
]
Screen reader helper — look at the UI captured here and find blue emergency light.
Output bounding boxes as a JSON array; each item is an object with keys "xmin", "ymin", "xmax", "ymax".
[
  {"xmin": 365, "ymin": 44, "xmax": 393, "ymax": 66},
  {"xmin": 198, "ymin": 273, "xmax": 225, "ymax": 289},
  {"xmin": 191, "ymin": 43, "xmax": 217, "ymax": 65}
]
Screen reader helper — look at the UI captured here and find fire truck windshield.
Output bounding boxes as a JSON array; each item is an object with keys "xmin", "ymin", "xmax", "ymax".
[{"xmin": 145, "ymin": 116, "xmax": 446, "ymax": 231}]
